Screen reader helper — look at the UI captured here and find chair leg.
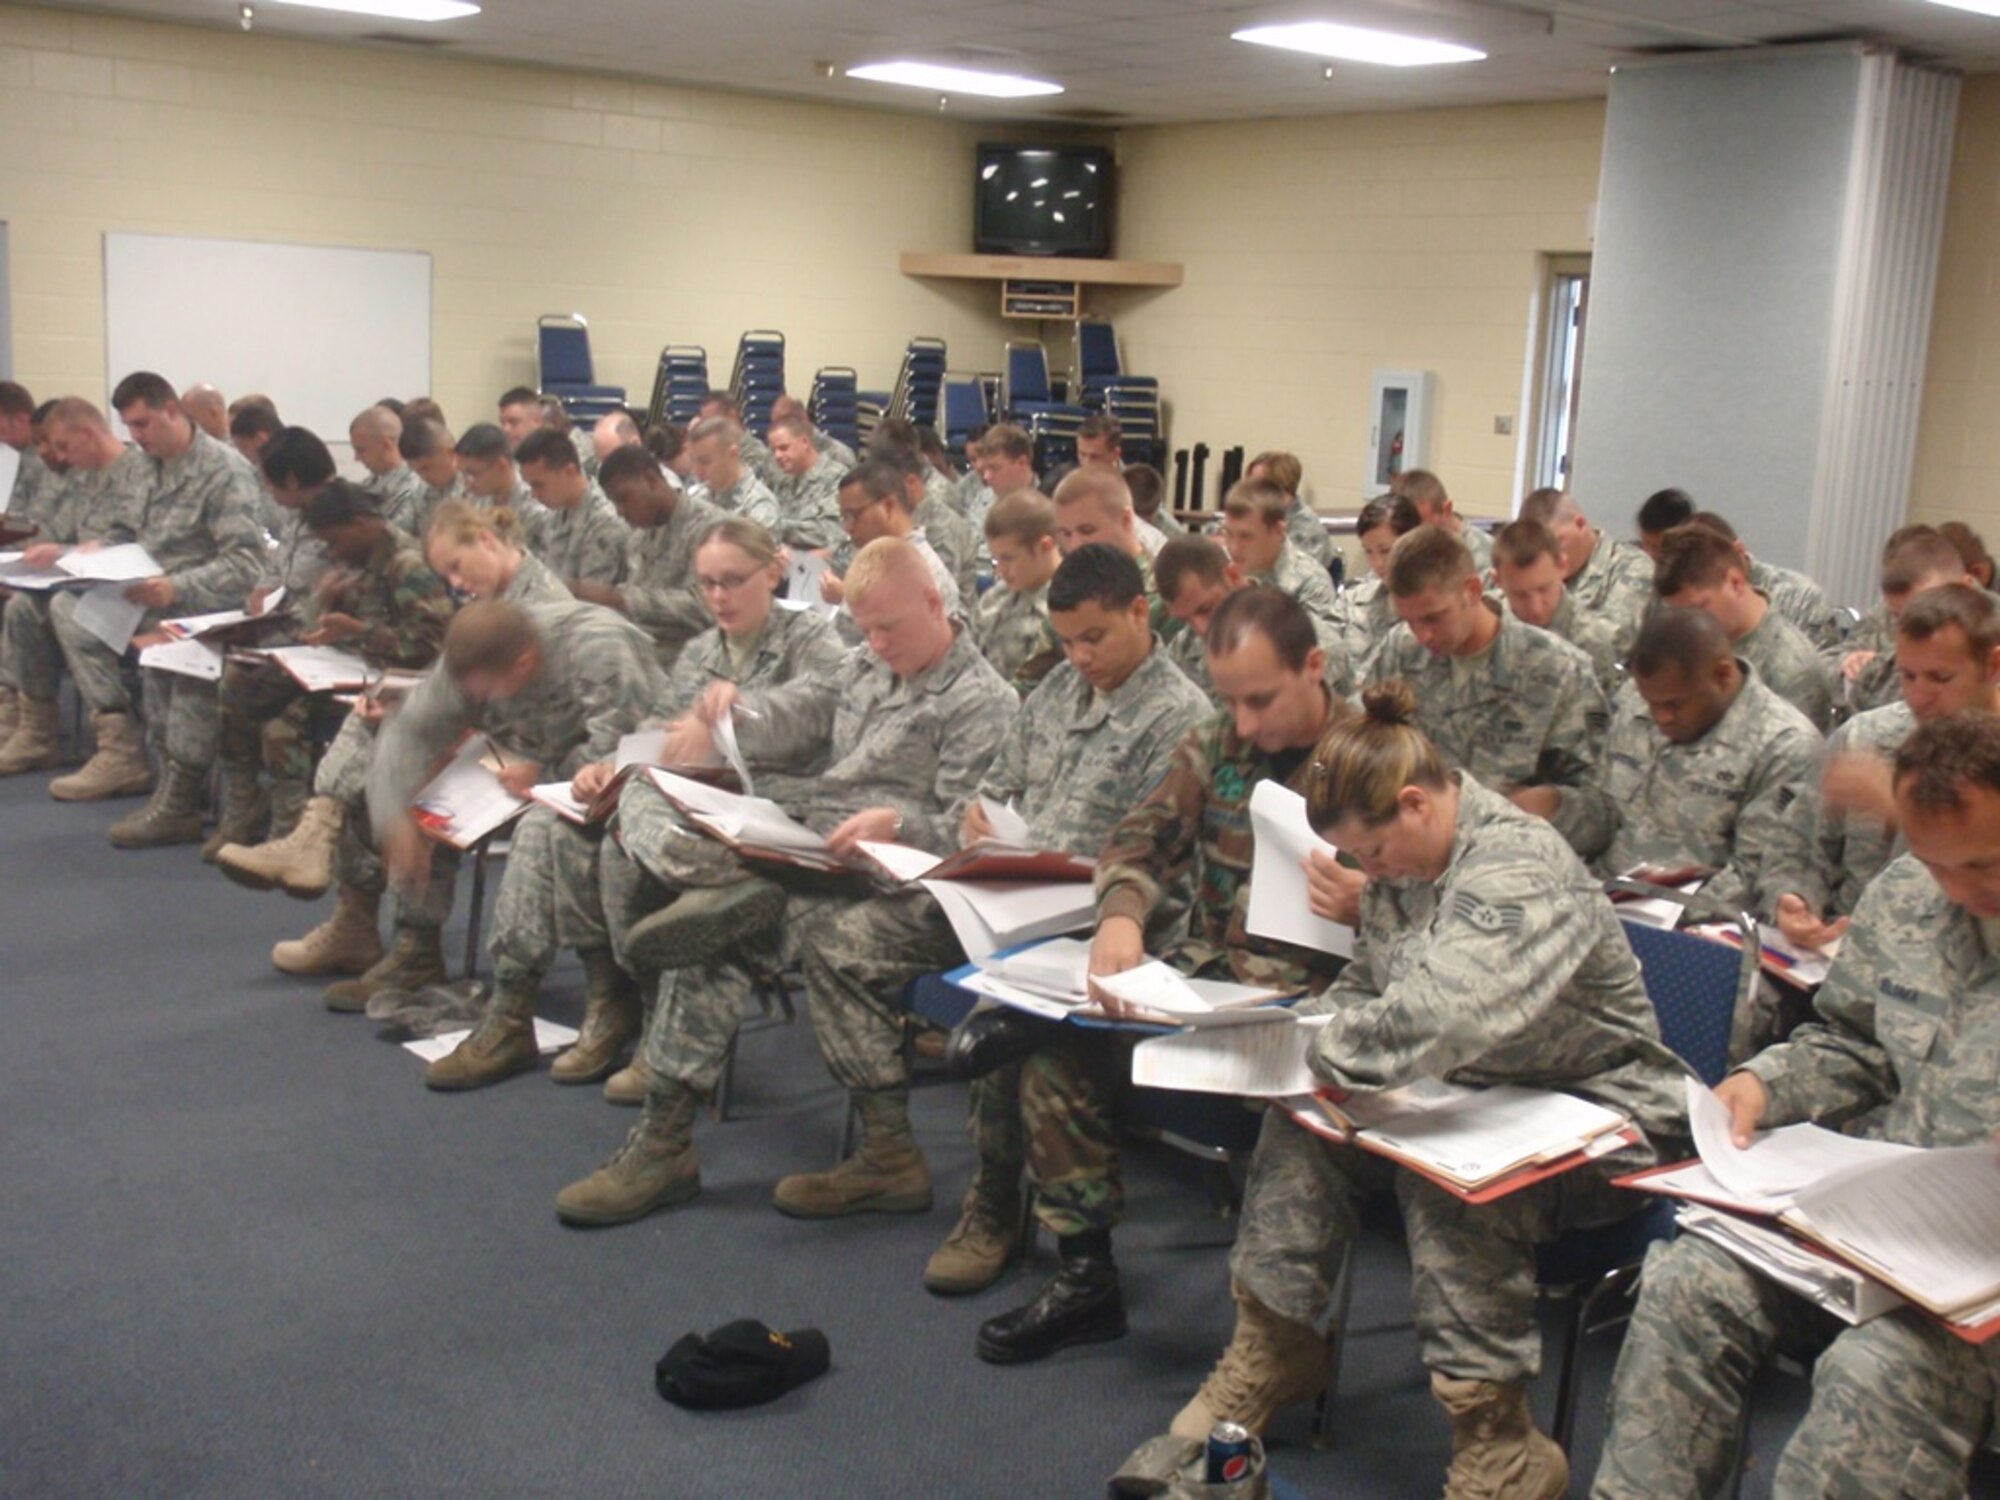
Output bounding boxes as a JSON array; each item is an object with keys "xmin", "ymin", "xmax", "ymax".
[
  {"xmin": 463, "ymin": 843, "xmax": 487, "ymax": 979},
  {"xmin": 710, "ymin": 1031, "xmax": 737, "ymax": 1122},
  {"xmin": 1310, "ymin": 1239, "xmax": 1359, "ymax": 1449}
]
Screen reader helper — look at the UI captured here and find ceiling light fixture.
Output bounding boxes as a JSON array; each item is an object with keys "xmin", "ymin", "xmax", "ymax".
[
  {"xmin": 845, "ymin": 60, "xmax": 1063, "ymax": 98},
  {"xmin": 1233, "ymin": 21, "xmax": 1484, "ymax": 67},
  {"xmin": 1918, "ymin": 0, "xmax": 2000, "ymax": 16},
  {"xmin": 261, "ymin": 0, "xmax": 479, "ymax": 21}
]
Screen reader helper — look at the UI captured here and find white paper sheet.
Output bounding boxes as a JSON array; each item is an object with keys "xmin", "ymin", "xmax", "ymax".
[
  {"xmin": 919, "ymin": 878, "xmax": 1096, "ymax": 963},
  {"xmin": 980, "ymin": 796, "xmax": 1032, "ymax": 846},
  {"xmin": 785, "ymin": 552, "xmax": 839, "ymax": 616},
  {"xmin": 413, "ymin": 736, "xmax": 529, "ymax": 847},
  {"xmin": 646, "ymin": 767, "xmax": 830, "ymax": 856},
  {"xmin": 854, "ymin": 840, "xmax": 943, "ymax": 883},
  {"xmin": 58, "ymin": 542, "xmax": 160, "ymax": 583},
  {"xmin": 1246, "ymin": 781, "xmax": 1356, "ymax": 958},
  {"xmin": 402, "ymin": 1016, "xmax": 579, "ymax": 1063},
  {"xmin": 0, "ymin": 445, "xmax": 19, "ymax": 502},
  {"xmin": 1355, "ymin": 1086, "xmax": 1627, "ymax": 1185},
  {"xmin": 137, "ymin": 636, "xmax": 225, "ymax": 681},
  {"xmin": 1130, "ymin": 1016, "xmax": 1332, "ymax": 1097},
  {"xmin": 1687, "ymin": 1078, "xmax": 1916, "ymax": 1210},
  {"xmin": 73, "ymin": 584, "xmax": 146, "ymax": 652},
  {"xmin": 1791, "ymin": 1145, "xmax": 2000, "ymax": 1315},
  {"xmin": 163, "ymin": 586, "xmax": 287, "ymax": 640},
  {"xmin": 714, "ymin": 711, "xmax": 755, "ymax": 796},
  {"xmin": 253, "ymin": 644, "xmax": 372, "ymax": 692},
  {"xmin": 613, "ymin": 728, "xmax": 666, "ymax": 770},
  {"xmin": 528, "ymin": 781, "xmax": 592, "ymax": 824}
]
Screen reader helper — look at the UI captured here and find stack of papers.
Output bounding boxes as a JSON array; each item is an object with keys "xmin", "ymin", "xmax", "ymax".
[
  {"xmin": 0, "ymin": 543, "xmax": 163, "ymax": 593},
  {"xmin": 1131, "ymin": 1016, "xmax": 1330, "ymax": 1096},
  {"xmin": 958, "ymin": 936, "xmax": 1300, "ymax": 1026},
  {"xmin": 236, "ymin": 644, "xmax": 372, "ymax": 692},
  {"xmin": 1621, "ymin": 1080, "xmax": 2000, "ymax": 1337},
  {"xmin": 138, "ymin": 636, "xmax": 226, "ymax": 681},
  {"xmin": 1314, "ymin": 1082, "xmax": 1632, "ymax": 1193},
  {"xmin": 645, "ymin": 767, "xmax": 848, "ymax": 871}
]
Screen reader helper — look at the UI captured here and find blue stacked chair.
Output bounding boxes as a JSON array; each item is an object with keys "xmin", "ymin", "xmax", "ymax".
[
  {"xmin": 536, "ymin": 313, "xmax": 626, "ymax": 424},
  {"xmin": 730, "ymin": 330, "xmax": 785, "ymax": 436},
  {"xmin": 1075, "ymin": 320, "xmax": 1165, "ymax": 466},
  {"xmin": 646, "ymin": 344, "xmax": 709, "ymax": 428},
  {"xmin": 891, "ymin": 336, "xmax": 948, "ymax": 432},
  {"xmin": 941, "ymin": 372, "xmax": 988, "ymax": 451},
  {"xmin": 1003, "ymin": 339, "xmax": 1091, "ymax": 467},
  {"xmin": 809, "ymin": 366, "xmax": 861, "ymax": 453}
]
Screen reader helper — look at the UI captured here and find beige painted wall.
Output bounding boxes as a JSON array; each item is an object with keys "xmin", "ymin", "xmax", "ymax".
[
  {"xmin": 0, "ymin": 3, "xmax": 1044, "ymax": 428},
  {"xmin": 1910, "ymin": 75, "xmax": 2000, "ymax": 541},
  {"xmin": 1111, "ymin": 102, "xmax": 1605, "ymax": 525}
]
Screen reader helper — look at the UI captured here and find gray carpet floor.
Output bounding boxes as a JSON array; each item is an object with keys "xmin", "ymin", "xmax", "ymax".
[{"xmin": 4, "ymin": 758, "xmax": 1993, "ymax": 1499}]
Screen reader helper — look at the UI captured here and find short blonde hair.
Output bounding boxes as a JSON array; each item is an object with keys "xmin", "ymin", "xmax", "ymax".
[
  {"xmin": 845, "ymin": 537, "xmax": 935, "ymax": 608},
  {"xmin": 426, "ymin": 496, "xmax": 525, "ymax": 550}
]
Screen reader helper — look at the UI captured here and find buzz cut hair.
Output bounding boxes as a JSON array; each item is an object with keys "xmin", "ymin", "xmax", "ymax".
[
  {"xmin": 497, "ymin": 386, "xmax": 540, "ymax": 409},
  {"xmin": 766, "ymin": 410, "xmax": 811, "ymax": 442},
  {"xmin": 455, "ymin": 423, "xmax": 511, "ymax": 462},
  {"xmin": 688, "ymin": 415, "xmax": 740, "ymax": 447},
  {"xmin": 111, "ymin": 371, "xmax": 177, "ymax": 413},
  {"xmin": 443, "ymin": 600, "xmax": 541, "ymax": 681},
  {"xmin": 1386, "ymin": 524, "xmax": 1477, "ymax": 598},
  {"xmin": 598, "ymin": 444, "xmax": 667, "ymax": 491},
  {"xmin": 398, "ymin": 418, "xmax": 452, "ymax": 463},
  {"xmin": 977, "ymin": 423, "xmax": 1034, "ymax": 464},
  {"xmin": 1076, "ymin": 412, "xmax": 1122, "ymax": 446},
  {"xmin": 840, "ymin": 458, "xmax": 910, "ymax": 513},
  {"xmin": 1222, "ymin": 477, "xmax": 1290, "ymax": 528},
  {"xmin": 1652, "ymin": 524, "xmax": 1745, "ymax": 597},
  {"xmin": 844, "ymin": 536, "xmax": 934, "ymax": 607},
  {"xmin": 1153, "ymin": 534, "xmax": 1232, "ymax": 601},
  {"xmin": 513, "ymin": 427, "xmax": 581, "ymax": 471},
  {"xmin": 1516, "ymin": 486, "xmax": 1577, "ymax": 528},
  {"xmin": 984, "ymin": 487, "xmax": 1056, "ymax": 547},
  {"xmin": 1492, "ymin": 518, "xmax": 1564, "ymax": 572},
  {"xmin": 1629, "ymin": 604, "xmax": 1733, "ymax": 679},
  {"xmin": 1048, "ymin": 542, "xmax": 1145, "ymax": 615},
  {"xmin": 1638, "ymin": 487, "xmax": 1695, "ymax": 536},
  {"xmin": 1882, "ymin": 525, "xmax": 1970, "ymax": 594}
]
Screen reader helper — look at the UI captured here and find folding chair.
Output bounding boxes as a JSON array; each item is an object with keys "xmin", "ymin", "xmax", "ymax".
[
  {"xmin": 889, "ymin": 337, "xmax": 949, "ymax": 431},
  {"xmin": 646, "ymin": 344, "xmax": 710, "ymax": 429},
  {"xmin": 1540, "ymin": 886, "xmax": 1757, "ymax": 1452},
  {"xmin": 808, "ymin": 366, "xmax": 861, "ymax": 453},
  {"xmin": 709, "ymin": 967, "xmax": 799, "ymax": 1122},
  {"xmin": 536, "ymin": 313, "xmax": 627, "ymax": 423},
  {"xmin": 729, "ymin": 330, "xmax": 786, "ymax": 435},
  {"xmin": 941, "ymin": 373, "xmax": 988, "ymax": 451}
]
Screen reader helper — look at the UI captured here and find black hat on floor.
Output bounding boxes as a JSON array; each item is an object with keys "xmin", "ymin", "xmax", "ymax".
[{"xmin": 655, "ymin": 1320, "xmax": 831, "ymax": 1410}]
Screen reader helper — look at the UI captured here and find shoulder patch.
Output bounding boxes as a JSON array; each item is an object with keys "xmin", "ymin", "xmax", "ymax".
[{"xmin": 1450, "ymin": 890, "xmax": 1524, "ymax": 935}]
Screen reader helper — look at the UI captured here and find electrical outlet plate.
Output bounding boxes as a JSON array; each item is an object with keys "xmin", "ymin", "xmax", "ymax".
[{"xmin": 1493, "ymin": 415, "xmax": 1515, "ymax": 436}]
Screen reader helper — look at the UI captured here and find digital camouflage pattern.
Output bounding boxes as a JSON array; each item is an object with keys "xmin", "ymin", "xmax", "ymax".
[
  {"xmin": 1737, "ymin": 604, "xmax": 1833, "ymax": 731},
  {"xmin": 1593, "ymin": 667, "xmax": 1824, "ymax": 920},
  {"xmin": 1566, "ymin": 528, "xmax": 1654, "ymax": 661},
  {"xmin": 770, "ymin": 457, "xmax": 845, "ymax": 552},
  {"xmin": 970, "ymin": 577, "xmax": 1061, "ymax": 694},
  {"xmin": 540, "ymin": 483, "xmax": 631, "ymax": 588},
  {"xmin": 1815, "ymin": 698, "xmax": 1916, "ymax": 916},
  {"xmin": 1369, "ymin": 605, "xmax": 1613, "ymax": 856},
  {"xmin": 620, "ymin": 489, "xmax": 724, "ymax": 674}
]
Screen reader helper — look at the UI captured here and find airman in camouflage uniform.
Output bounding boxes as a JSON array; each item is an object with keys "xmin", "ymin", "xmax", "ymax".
[
  {"xmin": 0, "ymin": 409, "xmax": 152, "ymax": 771},
  {"xmin": 916, "ymin": 483, "xmax": 981, "ymax": 604},
  {"xmin": 48, "ymin": 406, "xmax": 265, "ymax": 832},
  {"xmin": 1594, "ymin": 663, "xmax": 1822, "ymax": 919},
  {"xmin": 1592, "ymin": 711, "xmax": 2000, "ymax": 1500},
  {"xmin": 1829, "ymin": 599, "xmax": 1900, "ymax": 719},
  {"xmin": 1286, "ymin": 496, "xmax": 1335, "ymax": 569},
  {"xmin": 971, "ymin": 574, "xmax": 1059, "ymax": 691},
  {"xmin": 1565, "ymin": 604, "xmax": 1816, "ymax": 927},
  {"xmin": 1328, "ymin": 575, "xmax": 1395, "ymax": 678},
  {"xmin": 213, "ymin": 486, "xmax": 452, "ymax": 857},
  {"xmin": 5, "ymin": 434, "xmax": 60, "ymax": 523},
  {"xmin": 797, "ymin": 552, "xmax": 1208, "ymax": 1298},
  {"xmin": 1564, "ymin": 526, "xmax": 1654, "ymax": 658},
  {"xmin": 365, "ymin": 601, "xmax": 665, "ymax": 1091},
  {"xmin": 514, "ymin": 427, "xmax": 629, "ymax": 590},
  {"xmin": 558, "ymin": 541, "xmax": 1013, "ymax": 1226},
  {"xmin": 705, "ymin": 468, "xmax": 781, "ymax": 536},
  {"xmin": 1367, "ymin": 582, "xmax": 1613, "ymax": 858},
  {"xmin": 765, "ymin": 414, "xmax": 847, "ymax": 553},
  {"xmin": 590, "ymin": 448, "xmax": 726, "ymax": 675},
  {"xmin": 1185, "ymin": 769, "xmax": 1683, "ymax": 1495}
]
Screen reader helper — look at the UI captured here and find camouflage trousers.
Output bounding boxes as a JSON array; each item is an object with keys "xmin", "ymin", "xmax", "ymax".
[
  {"xmin": 602, "ymin": 782, "xmax": 851, "ymax": 1096},
  {"xmin": 0, "ymin": 591, "xmax": 62, "ymax": 700},
  {"xmin": 49, "ymin": 589, "xmax": 150, "ymax": 715},
  {"xmin": 1018, "ymin": 1030, "xmax": 1129, "ymax": 1236},
  {"xmin": 141, "ymin": 669, "xmax": 219, "ymax": 769},
  {"xmin": 325, "ymin": 714, "xmax": 460, "ymax": 930},
  {"xmin": 1230, "ymin": 1107, "xmax": 1657, "ymax": 1383},
  {"xmin": 216, "ymin": 657, "xmax": 314, "ymax": 787},
  {"xmin": 1591, "ymin": 1235, "xmax": 1999, "ymax": 1499},
  {"xmin": 795, "ymin": 886, "xmax": 965, "ymax": 1094},
  {"xmin": 488, "ymin": 804, "xmax": 608, "ymax": 986}
]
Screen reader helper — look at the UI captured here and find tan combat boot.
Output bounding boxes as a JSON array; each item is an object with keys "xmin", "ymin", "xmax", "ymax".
[
  {"xmin": 771, "ymin": 1089, "xmax": 933, "ymax": 1218},
  {"xmin": 201, "ymin": 769, "xmax": 268, "ymax": 862},
  {"xmin": 272, "ymin": 885, "xmax": 383, "ymax": 976},
  {"xmin": 1432, "ymin": 1374, "xmax": 1568, "ymax": 1500},
  {"xmin": 108, "ymin": 758, "xmax": 206, "ymax": 848},
  {"xmin": 0, "ymin": 684, "xmax": 18, "ymax": 739},
  {"xmin": 0, "ymin": 696, "xmax": 60, "ymax": 775},
  {"xmin": 603, "ymin": 1059, "xmax": 652, "ymax": 1105},
  {"xmin": 424, "ymin": 978, "xmax": 539, "ymax": 1091},
  {"xmin": 923, "ymin": 1170, "xmax": 1022, "ymax": 1295},
  {"xmin": 323, "ymin": 924, "xmax": 446, "ymax": 1013},
  {"xmin": 554, "ymin": 1079, "xmax": 703, "ymax": 1225},
  {"xmin": 263, "ymin": 774, "xmax": 310, "ymax": 844},
  {"xmin": 49, "ymin": 711, "xmax": 153, "ymax": 801},
  {"xmin": 1170, "ymin": 1280, "xmax": 1330, "ymax": 1439},
  {"xmin": 217, "ymin": 794, "xmax": 340, "ymax": 898},
  {"xmin": 550, "ymin": 948, "xmax": 640, "ymax": 1084}
]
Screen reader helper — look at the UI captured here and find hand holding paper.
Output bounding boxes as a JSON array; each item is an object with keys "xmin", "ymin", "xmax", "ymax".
[{"xmin": 1246, "ymin": 782, "xmax": 1356, "ymax": 958}]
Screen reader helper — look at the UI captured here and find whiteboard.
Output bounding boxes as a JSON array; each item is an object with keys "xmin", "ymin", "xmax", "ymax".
[{"xmin": 103, "ymin": 232, "xmax": 431, "ymax": 442}]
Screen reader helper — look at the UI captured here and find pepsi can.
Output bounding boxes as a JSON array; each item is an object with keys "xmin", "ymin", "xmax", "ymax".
[{"xmin": 1204, "ymin": 1421, "xmax": 1257, "ymax": 1484}]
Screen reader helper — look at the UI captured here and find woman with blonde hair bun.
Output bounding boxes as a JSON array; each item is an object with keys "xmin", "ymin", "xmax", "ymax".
[
  {"xmin": 423, "ymin": 498, "xmax": 568, "ymax": 604},
  {"xmin": 1170, "ymin": 678, "xmax": 1688, "ymax": 1499}
]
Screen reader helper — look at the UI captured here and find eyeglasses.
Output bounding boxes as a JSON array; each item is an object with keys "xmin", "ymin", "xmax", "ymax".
[
  {"xmin": 696, "ymin": 572, "xmax": 757, "ymax": 594},
  {"xmin": 838, "ymin": 501, "xmax": 878, "ymax": 525}
]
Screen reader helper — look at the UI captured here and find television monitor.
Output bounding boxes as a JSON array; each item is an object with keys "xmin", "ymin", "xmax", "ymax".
[{"xmin": 974, "ymin": 144, "xmax": 1113, "ymax": 258}]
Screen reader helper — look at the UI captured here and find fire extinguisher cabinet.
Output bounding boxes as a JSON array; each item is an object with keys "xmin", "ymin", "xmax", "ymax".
[{"xmin": 1366, "ymin": 369, "xmax": 1434, "ymax": 492}]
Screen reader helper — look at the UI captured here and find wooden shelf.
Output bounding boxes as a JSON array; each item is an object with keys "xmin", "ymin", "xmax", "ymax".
[{"xmin": 900, "ymin": 252, "xmax": 1183, "ymax": 288}]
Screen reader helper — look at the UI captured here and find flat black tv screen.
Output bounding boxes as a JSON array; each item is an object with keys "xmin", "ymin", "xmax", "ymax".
[{"xmin": 975, "ymin": 144, "xmax": 1113, "ymax": 258}]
